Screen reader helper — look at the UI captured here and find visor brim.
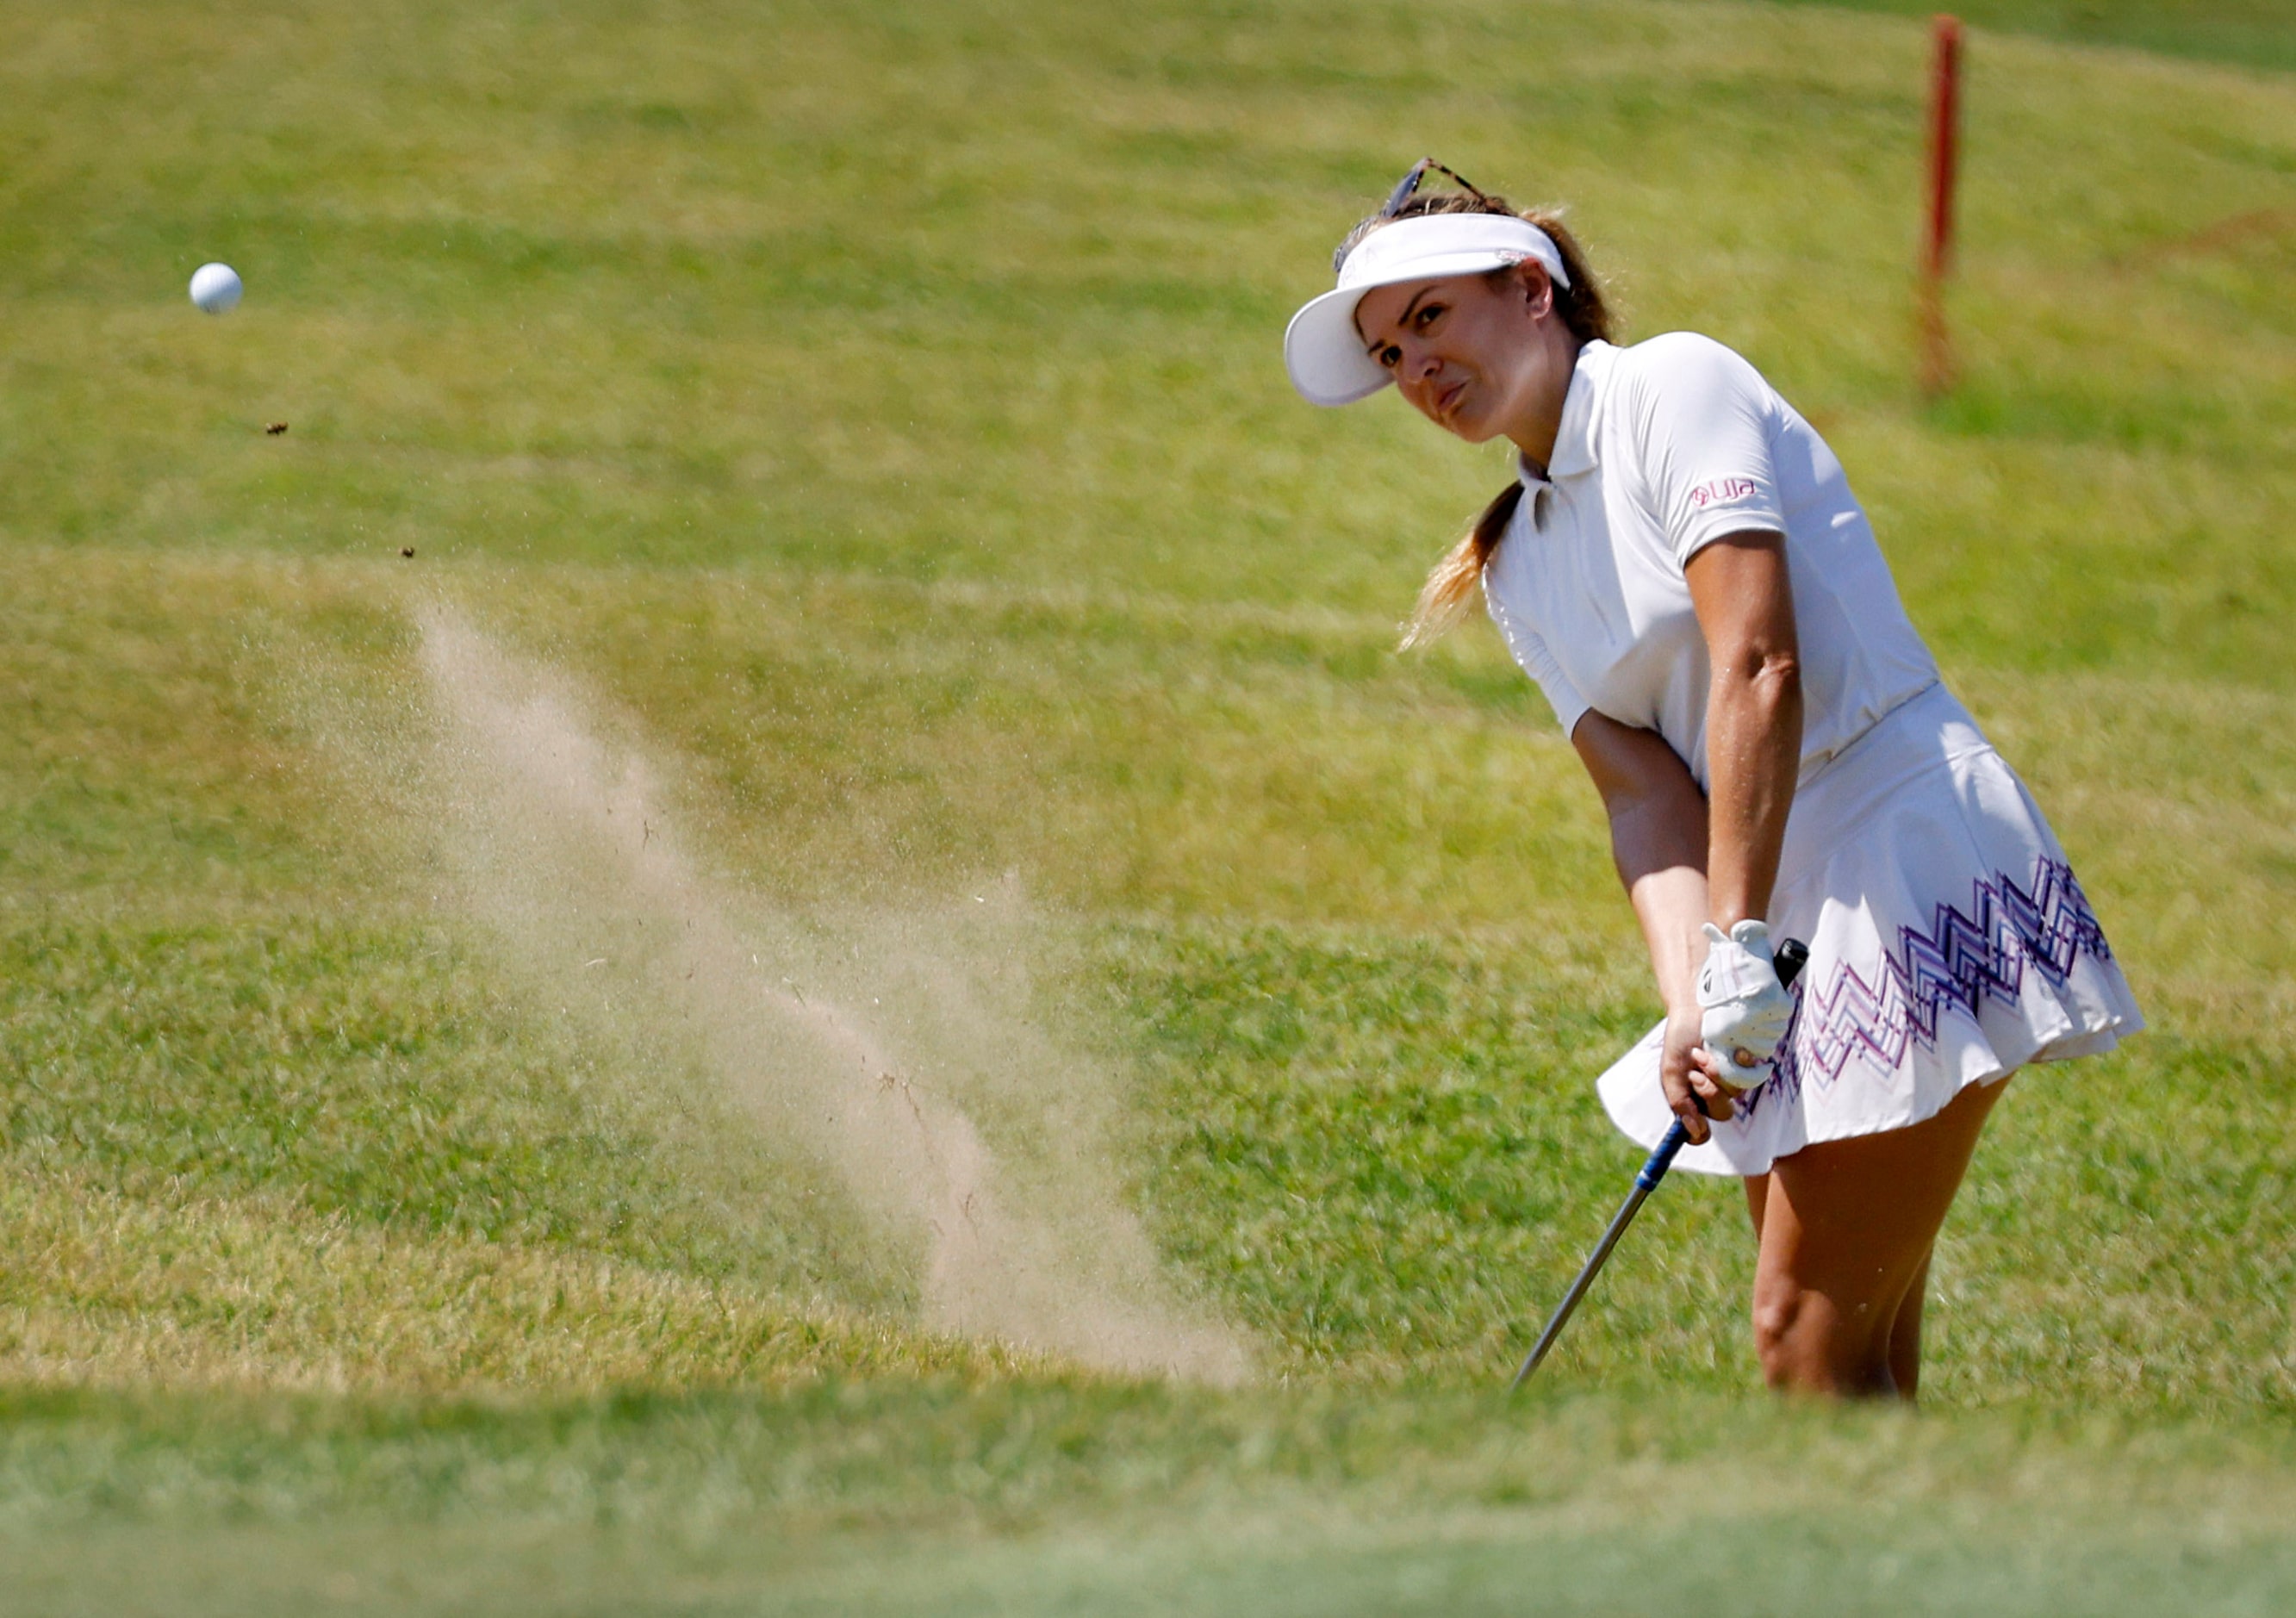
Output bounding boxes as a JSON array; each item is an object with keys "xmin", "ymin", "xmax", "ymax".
[{"xmin": 1283, "ymin": 286, "xmax": 1393, "ymax": 408}]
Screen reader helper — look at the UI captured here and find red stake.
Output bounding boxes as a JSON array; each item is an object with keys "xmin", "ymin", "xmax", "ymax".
[
  {"xmin": 1925, "ymin": 15, "xmax": 1963, "ymax": 280},
  {"xmin": 1919, "ymin": 16, "xmax": 1963, "ymax": 394}
]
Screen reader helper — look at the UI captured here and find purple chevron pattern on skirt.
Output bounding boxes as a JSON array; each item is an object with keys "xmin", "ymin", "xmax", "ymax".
[{"xmin": 1750, "ymin": 855, "xmax": 2112, "ymax": 1113}]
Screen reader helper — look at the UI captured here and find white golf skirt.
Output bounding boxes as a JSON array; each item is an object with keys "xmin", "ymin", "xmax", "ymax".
[{"xmin": 1598, "ymin": 681, "xmax": 2144, "ymax": 1177}]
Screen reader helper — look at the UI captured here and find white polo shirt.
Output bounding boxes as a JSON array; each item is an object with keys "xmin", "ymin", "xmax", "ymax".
[{"xmin": 1482, "ymin": 334, "xmax": 1939, "ymax": 787}]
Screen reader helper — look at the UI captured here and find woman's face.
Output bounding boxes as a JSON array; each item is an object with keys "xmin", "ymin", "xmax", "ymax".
[{"xmin": 1351, "ymin": 264, "xmax": 1570, "ymax": 449}]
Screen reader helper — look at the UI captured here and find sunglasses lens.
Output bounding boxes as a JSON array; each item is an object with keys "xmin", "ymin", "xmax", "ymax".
[{"xmin": 1381, "ymin": 159, "xmax": 1431, "ymax": 218}]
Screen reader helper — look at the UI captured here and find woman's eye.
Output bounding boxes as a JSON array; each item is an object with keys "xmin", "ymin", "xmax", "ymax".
[
  {"xmin": 1415, "ymin": 304, "xmax": 1443, "ymax": 329},
  {"xmin": 1377, "ymin": 345, "xmax": 1402, "ymax": 368}
]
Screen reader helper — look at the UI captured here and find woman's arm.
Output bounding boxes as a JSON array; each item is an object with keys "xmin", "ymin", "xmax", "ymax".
[
  {"xmin": 1684, "ymin": 531, "xmax": 1802, "ymax": 927},
  {"xmin": 1572, "ymin": 712, "xmax": 1737, "ymax": 1142}
]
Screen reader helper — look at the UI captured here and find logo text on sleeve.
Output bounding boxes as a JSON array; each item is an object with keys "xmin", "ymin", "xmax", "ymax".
[{"xmin": 1688, "ymin": 477, "xmax": 1759, "ymax": 508}]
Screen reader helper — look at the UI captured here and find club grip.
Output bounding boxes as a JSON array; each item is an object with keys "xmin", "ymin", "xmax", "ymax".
[{"xmin": 1639, "ymin": 1119, "xmax": 1692, "ymax": 1189}]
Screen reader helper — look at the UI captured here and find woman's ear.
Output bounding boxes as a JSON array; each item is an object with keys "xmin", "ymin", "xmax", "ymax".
[{"xmin": 1520, "ymin": 262, "xmax": 1556, "ymax": 319}]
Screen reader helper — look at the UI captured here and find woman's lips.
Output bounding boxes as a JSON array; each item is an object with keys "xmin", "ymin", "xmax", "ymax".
[{"xmin": 1437, "ymin": 379, "xmax": 1467, "ymax": 420}]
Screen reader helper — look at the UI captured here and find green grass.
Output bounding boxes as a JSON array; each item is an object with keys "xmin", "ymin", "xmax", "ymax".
[
  {"xmin": 9, "ymin": 1384, "xmax": 2296, "ymax": 1615},
  {"xmin": 1739, "ymin": 0, "xmax": 2296, "ymax": 74},
  {"xmin": 2, "ymin": 0, "xmax": 2294, "ymax": 1609}
]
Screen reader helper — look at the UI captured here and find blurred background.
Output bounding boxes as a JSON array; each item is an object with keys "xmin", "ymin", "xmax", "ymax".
[{"xmin": 1, "ymin": 2, "xmax": 2291, "ymax": 1611}]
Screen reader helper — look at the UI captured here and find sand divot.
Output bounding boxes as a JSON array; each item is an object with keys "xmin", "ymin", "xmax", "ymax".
[{"xmin": 408, "ymin": 605, "xmax": 1249, "ymax": 1384}]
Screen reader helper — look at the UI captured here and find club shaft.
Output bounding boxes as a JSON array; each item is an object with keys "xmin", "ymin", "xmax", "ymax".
[
  {"xmin": 1508, "ymin": 939, "xmax": 1807, "ymax": 1392},
  {"xmin": 1509, "ymin": 1177, "xmax": 1657, "ymax": 1391},
  {"xmin": 1509, "ymin": 1119, "xmax": 1686, "ymax": 1392}
]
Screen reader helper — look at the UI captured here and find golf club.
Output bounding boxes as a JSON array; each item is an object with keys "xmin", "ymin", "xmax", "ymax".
[{"xmin": 1509, "ymin": 937, "xmax": 1809, "ymax": 1391}]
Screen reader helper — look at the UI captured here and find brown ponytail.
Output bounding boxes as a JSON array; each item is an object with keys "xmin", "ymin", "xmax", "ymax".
[
  {"xmin": 1397, "ymin": 482, "xmax": 1524, "ymax": 650},
  {"xmin": 1336, "ymin": 193, "xmax": 1616, "ymax": 650}
]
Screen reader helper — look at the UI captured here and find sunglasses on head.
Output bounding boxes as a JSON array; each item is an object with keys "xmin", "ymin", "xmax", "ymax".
[
  {"xmin": 1382, "ymin": 157, "xmax": 1492, "ymax": 217},
  {"xmin": 1335, "ymin": 159, "xmax": 1497, "ymax": 273}
]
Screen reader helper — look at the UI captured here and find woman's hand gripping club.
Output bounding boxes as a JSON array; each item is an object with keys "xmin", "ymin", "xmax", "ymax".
[{"xmin": 1664, "ymin": 918, "xmax": 1799, "ymax": 1143}]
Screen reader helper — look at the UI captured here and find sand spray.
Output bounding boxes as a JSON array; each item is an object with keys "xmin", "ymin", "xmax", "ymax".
[{"xmin": 375, "ymin": 604, "xmax": 1248, "ymax": 1382}]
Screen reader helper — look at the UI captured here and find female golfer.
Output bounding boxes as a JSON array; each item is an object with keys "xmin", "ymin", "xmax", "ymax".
[{"xmin": 1284, "ymin": 164, "xmax": 2143, "ymax": 1398}]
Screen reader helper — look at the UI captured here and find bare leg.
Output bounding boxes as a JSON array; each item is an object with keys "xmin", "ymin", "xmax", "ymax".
[
  {"xmin": 1887, "ymin": 1248, "xmax": 1933, "ymax": 1398},
  {"xmin": 1748, "ymin": 1075, "xmax": 2008, "ymax": 1399},
  {"xmin": 1744, "ymin": 1179, "xmax": 1936, "ymax": 1393}
]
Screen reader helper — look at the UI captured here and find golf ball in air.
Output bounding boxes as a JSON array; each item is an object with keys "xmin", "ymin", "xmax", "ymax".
[{"xmin": 189, "ymin": 263, "xmax": 243, "ymax": 314}]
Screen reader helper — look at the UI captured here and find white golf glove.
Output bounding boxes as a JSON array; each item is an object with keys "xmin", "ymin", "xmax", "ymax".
[{"xmin": 1697, "ymin": 919, "xmax": 1795, "ymax": 1090}]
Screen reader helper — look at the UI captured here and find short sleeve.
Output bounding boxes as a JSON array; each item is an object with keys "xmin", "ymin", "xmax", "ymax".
[
  {"xmin": 1484, "ymin": 587, "xmax": 1590, "ymax": 740},
  {"xmin": 1622, "ymin": 334, "xmax": 1789, "ymax": 566}
]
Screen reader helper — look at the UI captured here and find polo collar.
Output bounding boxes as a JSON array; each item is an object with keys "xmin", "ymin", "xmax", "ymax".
[{"xmin": 1516, "ymin": 339, "xmax": 1613, "ymax": 489}]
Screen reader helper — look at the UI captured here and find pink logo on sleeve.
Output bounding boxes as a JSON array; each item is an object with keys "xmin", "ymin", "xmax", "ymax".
[{"xmin": 1689, "ymin": 476, "xmax": 1759, "ymax": 508}]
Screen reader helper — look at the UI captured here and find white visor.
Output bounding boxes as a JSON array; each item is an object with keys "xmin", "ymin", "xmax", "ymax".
[{"xmin": 1282, "ymin": 213, "xmax": 1571, "ymax": 408}]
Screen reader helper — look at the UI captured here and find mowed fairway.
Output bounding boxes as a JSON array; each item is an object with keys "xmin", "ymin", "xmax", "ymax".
[{"xmin": 3, "ymin": 0, "xmax": 2294, "ymax": 1610}]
